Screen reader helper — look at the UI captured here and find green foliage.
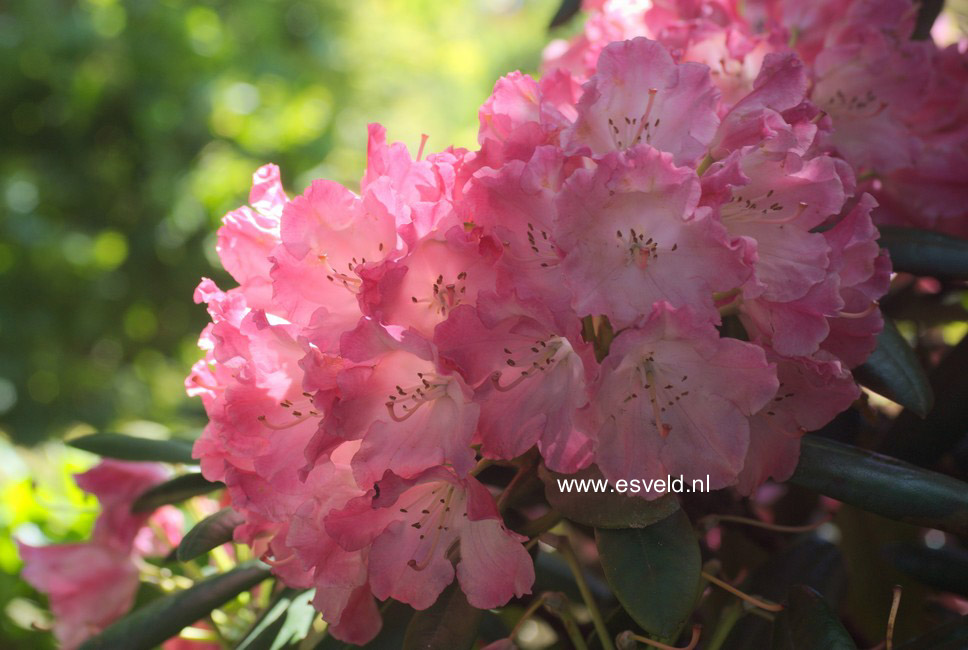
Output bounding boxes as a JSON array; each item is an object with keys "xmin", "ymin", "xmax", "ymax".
[
  {"xmin": 878, "ymin": 227, "xmax": 968, "ymax": 280},
  {"xmin": 595, "ymin": 510, "xmax": 701, "ymax": 642},
  {"xmin": 402, "ymin": 581, "xmax": 483, "ymax": 650},
  {"xmin": 0, "ymin": 0, "xmax": 558, "ymax": 447},
  {"xmin": 79, "ymin": 563, "xmax": 271, "ymax": 650},
  {"xmin": 772, "ymin": 585, "xmax": 857, "ymax": 650},
  {"xmin": 177, "ymin": 507, "xmax": 244, "ymax": 562},
  {"xmin": 790, "ymin": 437, "xmax": 968, "ymax": 537},
  {"xmin": 130, "ymin": 472, "xmax": 223, "ymax": 513},
  {"xmin": 67, "ymin": 432, "xmax": 197, "ymax": 464},
  {"xmin": 854, "ymin": 319, "xmax": 934, "ymax": 417}
]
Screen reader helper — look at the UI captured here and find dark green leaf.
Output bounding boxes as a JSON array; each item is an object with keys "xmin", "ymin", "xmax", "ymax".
[
  {"xmin": 789, "ymin": 437, "xmax": 968, "ymax": 537},
  {"xmin": 237, "ymin": 588, "xmax": 316, "ymax": 650},
  {"xmin": 772, "ymin": 585, "xmax": 857, "ymax": 649},
  {"xmin": 853, "ymin": 319, "xmax": 933, "ymax": 417},
  {"xmin": 131, "ymin": 473, "xmax": 223, "ymax": 514},
  {"xmin": 549, "ymin": 0, "xmax": 582, "ymax": 29},
  {"xmin": 595, "ymin": 509, "xmax": 701, "ymax": 641},
  {"xmin": 176, "ymin": 507, "xmax": 244, "ymax": 562},
  {"xmin": 79, "ymin": 563, "xmax": 270, "ymax": 650},
  {"xmin": 721, "ymin": 538, "xmax": 846, "ymax": 650},
  {"xmin": 895, "ymin": 615, "xmax": 968, "ymax": 649},
  {"xmin": 882, "ymin": 334, "xmax": 968, "ymax": 468},
  {"xmin": 879, "ymin": 227, "xmax": 968, "ymax": 279},
  {"xmin": 882, "ymin": 542, "xmax": 968, "ymax": 598},
  {"xmin": 402, "ymin": 582, "xmax": 483, "ymax": 650},
  {"xmin": 67, "ymin": 433, "xmax": 196, "ymax": 464},
  {"xmin": 540, "ymin": 464, "xmax": 680, "ymax": 529}
]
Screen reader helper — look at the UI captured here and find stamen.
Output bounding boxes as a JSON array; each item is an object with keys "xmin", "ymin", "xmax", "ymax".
[
  {"xmin": 417, "ymin": 133, "xmax": 429, "ymax": 161},
  {"xmin": 837, "ymin": 302, "xmax": 878, "ymax": 319},
  {"xmin": 258, "ymin": 412, "xmax": 313, "ymax": 430}
]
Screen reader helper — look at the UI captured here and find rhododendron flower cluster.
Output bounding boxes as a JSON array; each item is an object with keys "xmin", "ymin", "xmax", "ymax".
[
  {"xmin": 184, "ymin": 29, "xmax": 887, "ymax": 643},
  {"xmin": 19, "ymin": 461, "xmax": 184, "ymax": 650},
  {"xmin": 544, "ymin": 0, "xmax": 968, "ymax": 237}
]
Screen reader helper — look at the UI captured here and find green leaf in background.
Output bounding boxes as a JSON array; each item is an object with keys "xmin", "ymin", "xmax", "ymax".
[
  {"xmin": 176, "ymin": 507, "xmax": 244, "ymax": 562},
  {"xmin": 854, "ymin": 319, "xmax": 933, "ymax": 417},
  {"xmin": 882, "ymin": 542, "xmax": 968, "ymax": 599},
  {"xmin": 402, "ymin": 581, "xmax": 484, "ymax": 650},
  {"xmin": 78, "ymin": 563, "xmax": 271, "ymax": 650},
  {"xmin": 237, "ymin": 588, "xmax": 317, "ymax": 650},
  {"xmin": 882, "ymin": 334, "xmax": 968, "ymax": 468},
  {"xmin": 595, "ymin": 509, "xmax": 701, "ymax": 642},
  {"xmin": 789, "ymin": 437, "xmax": 968, "ymax": 537},
  {"xmin": 67, "ymin": 433, "xmax": 197, "ymax": 465},
  {"xmin": 548, "ymin": 0, "xmax": 582, "ymax": 28},
  {"xmin": 878, "ymin": 227, "xmax": 968, "ymax": 279},
  {"xmin": 540, "ymin": 464, "xmax": 680, "ymax": 529},
  {"xmin": 131, "ymin": 473, "xmax": 224, "ymax": 514},
  {"xmin": 772, "ymin": 584, "xmax": 857, "ymax": 650},
  {"xmin": 718, "ymin": 537, "xmax": 847, "ymax": 650}
]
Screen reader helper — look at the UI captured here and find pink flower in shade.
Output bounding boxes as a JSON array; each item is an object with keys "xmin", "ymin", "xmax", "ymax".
[
  {"xmin": 564, "ymin": 38, "xmax": 721, "ymax": 166},
  {"xmin": 326, "ymin": 467, "xmax": 534, "ymax": 611},
  {"xmin": 556, "ymin": 145, "xmax": 752, "ymax": 328},
  {"xmin": 735, "ymin": 353, "xmax": 859, "ymax": 494},
  {"xmin": 819, "ymin": 194, "xmax": 890, "ymax": 368},
  {"xmin": 72, "ymin": 459, "xmax": 171, "ymax": 551},
  {"xmin": 310, "ymin": 318, "xmax": 480, "ymax": 486},
  {"xmin": 583, "ymin": 302, "xmax": 779, "ymax": 497},
  {"xmin": 19, "ymin": 542, "xmax": 141, "ymax": 650},
  {"xmin": 435, "ymin": 293, "xmax": 596, "ymax": 473},
  {"xmin": 286, "ymin": 441, "xmax": 380, "ymax": 645},
  {"xmin": 19, "ymin": 460, "xmax": 172, "ymax": 649}
]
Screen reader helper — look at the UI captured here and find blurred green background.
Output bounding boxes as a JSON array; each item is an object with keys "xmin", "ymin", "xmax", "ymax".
[{"xmin": 0, "ymin": 0, "xmax": 562, "ymax": 645}]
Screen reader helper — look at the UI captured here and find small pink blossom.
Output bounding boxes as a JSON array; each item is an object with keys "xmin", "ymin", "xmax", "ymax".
[{"xmin": 326, "ymin": 467, "xmax": 534, "ymax": 610}]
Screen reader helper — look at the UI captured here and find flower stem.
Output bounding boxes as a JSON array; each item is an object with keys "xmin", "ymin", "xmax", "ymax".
[
  {"xmin": 544, "ymin": 593, "xmax": 589, "ymax": 650},
  {"xmin": 701, "ymin": 571, "xmax": 783, "ymax": 612},
  {"xmin": 559, "ymin": 537, "xmax": 615, "ymax": 650}
]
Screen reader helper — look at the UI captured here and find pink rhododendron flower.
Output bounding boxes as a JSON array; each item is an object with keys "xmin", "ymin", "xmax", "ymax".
[
  {"xmin": 583, "ymin": 302, "xmax": 778, "ymax": 496},
  {"xmin": 184, "ymin": 25, "xmax": 889, "ymax": 642},
  {"xmin": 545, "ymin": 0, "xmax": 968, "ymax": 236},
  {"xmin": 19, "ymin": 460, "xmax": 173, "ymax": 649},
  {"xmin": 326, "ymin": 467, "xmax": 534, "ymax": 610}
]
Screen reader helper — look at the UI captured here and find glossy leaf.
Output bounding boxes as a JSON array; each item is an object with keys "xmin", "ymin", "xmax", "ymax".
[
  {"xmin": 176, "ymin": 507, "xmax": 244, "ymax": 562},
  {"xmin": 882, "ymin": 335, "xmax": 968, "ymax": 468},
  {"xmin": 854, "ymin": 319, "xmax": 933, "ymax": 417},
  {"xmin": 540, "ymin": 464, "xmax": 680, "ymax": 529},
  {"xmin": 882, "ymin": 542, "xmax": 968, "ymax": 598},
  {"xmin": 79, "ymin": 563, "xmax": 270, "ymax": 650},
  {"xmin": 772, "ymin": 585, "xmax": 857, "ymax": 649},
  {"xmin": 879, "ymin": 227, "xmax": 968, "ymax": 279},
  {"xmin": 131, "ymin": 472, "xmax": 223, "ymax": 514},
  {"xmin": 789, "ymin": 437, "xmax": 968, "ymax": 537},
  {"xmin": 67, "ymin": 433, "xmax": 196, "ymax": 464},
  {"xmin": 595, "ymin": 509, "xmax": 701, "ymax": 641},
  {"xmin": 237, "ymin": 588, "xmax": 316, "ymax": 650},
  {"xmin": 402, "ymin": 582, "xmax": 483, "ymax": 650}
]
